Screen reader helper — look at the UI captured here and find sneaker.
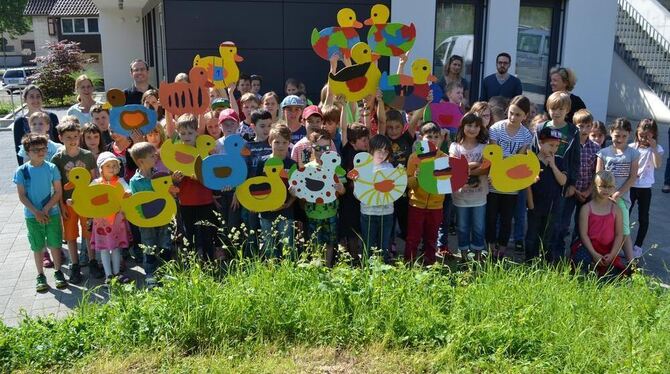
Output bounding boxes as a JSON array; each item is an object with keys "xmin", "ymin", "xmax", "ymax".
[
  {"xmin": 514, "ymin": 240, "xmax": 525, "ymax": 252},
  {"xmin": 36, "ymin": 273, "xmax": 48, "ymax": 292},
  {"xmin": 145, "ymin": 275, "xmax": 158, "ymax": 289},
  {"xmin": 89, "ymin": 259, "xmax": 105, "ymax": 279},
  {"xmin": 78, "ymin": 250, "xmax": 89, "ymax": 267},
  {"xmin": 105, "ymin": 275, "xmax": 114, "ymax": 285},
  {"xmin": 663, "ymin": 185, "xmax": 670, "ymax": 193},
  {"xmin": 69, "ymin": 263, "xmax": 83, "ymax": 284},
  {"xmin": 42, "ymin": 252, "xmax": 54, "ymax": 268},
  {"xmin": 115, "ymin": 273, "xmax": 132, "ymax": 284},
  {"xmin": 437, "ymin": 246, "xmax": 455, "ymax": 259},
  {"xmin": 632, "ymin": 245, "xmax": 644, "ymax": 259},
  {"xmin": 54, "ymin": 270, "xmax": 68, "ymax": 289}
]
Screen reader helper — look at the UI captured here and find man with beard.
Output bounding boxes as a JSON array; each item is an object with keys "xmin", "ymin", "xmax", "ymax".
[{"xmin": 480, "ymin": 52, "xmax": 523, "ymax": 101}]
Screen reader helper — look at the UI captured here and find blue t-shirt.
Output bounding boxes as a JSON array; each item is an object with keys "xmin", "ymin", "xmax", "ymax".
[
  {"xmin": 245, "ymin": 140, "xmax": 272, "ymax": 177},
  {"xmin": 13, "ymin": 161, "xmax": 61, "ymax": 218}
]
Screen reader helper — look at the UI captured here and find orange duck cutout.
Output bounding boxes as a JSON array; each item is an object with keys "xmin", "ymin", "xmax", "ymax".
[
  {"xmin": 159, "ymin": 67, "xmax": 213, "ymax": 116},
  {"xmin": 107, "ymin": 89, "xmax": 158, "ymax": 137}
]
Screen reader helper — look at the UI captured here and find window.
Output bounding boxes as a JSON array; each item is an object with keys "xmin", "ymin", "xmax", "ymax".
[
  {"xmin": 0, "ymin": 38, "xmax": 14, "ymax": 52},
  {"xmin": 61, "ymin": 17, "xmax": 99, "ymax": 34}
]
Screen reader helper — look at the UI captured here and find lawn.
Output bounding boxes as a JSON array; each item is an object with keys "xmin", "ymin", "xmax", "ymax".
[{"xmin": 1, "ymin": 259, "xmax": 669, "ymax": 373}]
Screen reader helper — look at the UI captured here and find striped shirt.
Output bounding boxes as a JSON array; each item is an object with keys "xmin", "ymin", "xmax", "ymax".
[{"xmin": 488, "ymin": 120, "xmax": 533, "ymax": 157}]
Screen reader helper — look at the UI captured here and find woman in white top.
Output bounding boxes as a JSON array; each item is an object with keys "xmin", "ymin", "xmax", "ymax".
[{"xmin": 67, "ymin": 74, "xmax": 100, "ymax": 124}]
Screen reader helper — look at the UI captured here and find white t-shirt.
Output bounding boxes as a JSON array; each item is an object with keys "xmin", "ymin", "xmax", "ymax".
[
  {"xmin": 630, "ymin": 142, "xmax": 664, "ymax": 188},
  {"xmin": 449, "ymin": 142, "xmax": 488, "ymax": 207},
  {"xmin": 597, "ymin": 145, "xmax": 640, "ymax": 205},
  {"xmin": 488, "ymin": 120, "xmax": 533, "ymax": 194}
]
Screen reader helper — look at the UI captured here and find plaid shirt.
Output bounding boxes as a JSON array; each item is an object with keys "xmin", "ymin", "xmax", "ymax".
[{"xmin": 575, "ymin": 139, "xmax": 600, "ymax": 192}]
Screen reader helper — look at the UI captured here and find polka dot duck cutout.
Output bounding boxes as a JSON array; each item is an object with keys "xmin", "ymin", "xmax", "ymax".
[
  {"xmin": 107, "ymin": 88, "xmax": 158, "ymax": 137},
  {"xmin": 288, "ymin": 151, "xmax": 344, "ymax": 204}
]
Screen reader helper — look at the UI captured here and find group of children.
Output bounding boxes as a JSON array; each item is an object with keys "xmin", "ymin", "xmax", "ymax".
[{"xmin": 14, "ymin": 70, "xmax": 664, "ymax": 292}]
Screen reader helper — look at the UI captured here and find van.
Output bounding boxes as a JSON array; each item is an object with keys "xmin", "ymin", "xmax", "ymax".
[
  {"xmin": 2, "ymin": 67, "xmax": 37, "ymax": 93},
  {"xmin": 515, "ymin": 25, "xmax": 550, "ymax": 90}
]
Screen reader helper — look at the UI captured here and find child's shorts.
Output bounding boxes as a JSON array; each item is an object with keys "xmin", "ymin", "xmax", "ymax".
[
  {"xmin": 616, "ymin": 199, "xmax": 630, "ymax": 236},
  {"xmin": 62, "ymin": 204, "xmax": 90, "ymax": 241},
  {"xmin": 308, "ymin": 216, "xmax": 338, "ymax": 247},
  {"xmin": 26, "ymin": 215, "xmax": 63, "ymax": 252}
]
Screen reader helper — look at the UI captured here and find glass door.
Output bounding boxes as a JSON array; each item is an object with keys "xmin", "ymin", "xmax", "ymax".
[
  {"xmin": 433, "ymin": 0, "xmax": 486, "ymax": 105},
  {"xmin": 515, "ymin": 0, "xmax": 564, "ymax": 107}
]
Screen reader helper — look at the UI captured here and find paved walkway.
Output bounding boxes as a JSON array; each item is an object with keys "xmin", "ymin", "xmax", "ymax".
[{"xmin": 1, "ymin": 124, "xmax": 669, "ymax": 327}]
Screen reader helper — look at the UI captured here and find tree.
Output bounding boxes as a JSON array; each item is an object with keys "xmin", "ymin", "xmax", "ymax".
[
  {"xmin": 0, "ymin": 0, "xmax": 31, "ymax": 68},
  {"xmin": 32, "ymin": 40, "xmax": 93, "ymax": 104}
]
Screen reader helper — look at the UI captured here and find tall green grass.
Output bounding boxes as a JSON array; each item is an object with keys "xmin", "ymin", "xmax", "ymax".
[{"xmin": 1, "ymin": 260, "xmax": 669, "ymax": 372}]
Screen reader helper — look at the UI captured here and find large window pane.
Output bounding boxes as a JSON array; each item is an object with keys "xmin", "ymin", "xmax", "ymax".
[
  {"xmin": 87, "ymin": 18, "xmax": 99, "ymax": 33},
  {"xmin": 434, "ymin": 2, "xmax": 475, "ymax": 93},
  {"xmin": 61, "ymin": 19, "xmax": 73, "ymax": 34},
  {"xmin": 74, "ymin": 18, "xmax": 86, "ymax": 33},
  {"xmin": 515, "ymin": 6, "xmax": 552, "ymax": 107}
]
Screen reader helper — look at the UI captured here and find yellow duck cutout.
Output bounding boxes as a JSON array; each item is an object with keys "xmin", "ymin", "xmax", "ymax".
[
  {"xmin": 481, "ymin": 144, "xmax": 540, "ymax": 193},
  {"xmin": 235, "ymin": 157, "xmax": 287, "ymax": 213},
  {"xmin": 347, "ymin": 152, "xmax": 407, "ymax": 206},
  {"xmin": 121, "ymin": 173, "xmax": 179, "ymax": 227},
  {"xmin": 64, "ymin": 167, "xmax": 125, "ymax": 218},
  {"xmin": 193, "ymin": 41, "xmax": 244, "ymax": 89},
  {"xmin": 327, "ymin": 42, "xmax": 381, "ymax": 102},
  {"xmin": 161, "ymin": 135, "xmax": 216, "ymax": 177},
  {"xmin": 379, "ymin": 58, "xmax": 437, "ymax": 112}
]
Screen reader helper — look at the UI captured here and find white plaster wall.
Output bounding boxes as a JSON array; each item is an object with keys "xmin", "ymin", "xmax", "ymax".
[
  {"xmin": 93, "ymin": 4, "xmax": 145, "ymax": 90},
  {"xmin": 629, "ymin": 0, "xmax": 670, "ymax": 42},
  {"xmin": 484, "ymin": 0, "xmax": 520, "ymax": 76},
  {"xmin": 562, "ymin": 0, "xmax": 618, "ymax": 122},
  {"xmin": 31, "ymin": 17, "xmax": 57, "ymax": 60},
  {"xmin": 389, "ymin": 1, "xmax": 436, "ymax": 73},
  {"xmin": 608, "ymin": 52, "xmax": 670, "ymax": 123}
]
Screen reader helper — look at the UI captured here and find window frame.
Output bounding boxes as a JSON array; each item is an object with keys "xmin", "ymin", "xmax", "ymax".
[{"xmin": 60, "ymin": 17, "xmax": 100, "ymax": 35}]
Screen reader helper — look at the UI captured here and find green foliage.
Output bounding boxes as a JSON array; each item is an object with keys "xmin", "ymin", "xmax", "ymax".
[
  {"xmin": 0, "ymin": 102, "xmax": 16, "ymax": 115},
  {"xmin": 1, "ymin": 260, "xmax": 669, "ymax": 372},
  {"xmin": 0, "ymin": 1, "xmax": 30, "ymax": 39},
  {"xmin": 32, "ymin": 40, "xmax": 92, "ymax": 102}
]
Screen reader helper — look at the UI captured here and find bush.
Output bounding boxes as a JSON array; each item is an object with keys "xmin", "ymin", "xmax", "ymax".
[
  {"xmin": 31, "ymin": 40, "xmax": 92, "ymax": 104},
  {"xmin": 1, "ymin": 260, "xmax": 669, "ymax": 372}
]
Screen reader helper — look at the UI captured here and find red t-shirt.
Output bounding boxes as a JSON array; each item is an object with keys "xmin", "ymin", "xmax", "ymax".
[{"xmin": 178, "ymin": 176, "xmax": 214, "ymax": 206}]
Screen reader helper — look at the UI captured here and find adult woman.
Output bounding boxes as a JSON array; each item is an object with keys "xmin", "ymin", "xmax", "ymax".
[
  {"xmin": 438, "ymin": 55, "xmax": 469, "ymax": 103},
  {"xmin": 67, "ymin": 75, "xmax": 100, "ymax": 124},
  {"xmin": 13, "ymin": 85, "xmax": 60, "ymax": 165},
  {"xmin": 548, "ymin": 66, "xmax": 586, "ymax": 123}
]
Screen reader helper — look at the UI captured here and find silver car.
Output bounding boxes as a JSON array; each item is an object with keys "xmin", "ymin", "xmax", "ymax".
[{"xmin": 2, "ymin": 67, "xmax": 37, "ymax": 93}]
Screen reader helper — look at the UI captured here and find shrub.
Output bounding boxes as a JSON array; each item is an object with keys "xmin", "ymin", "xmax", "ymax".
[{"xmin": 31, "ymin": 40, "xmax": 92, "ymax": 105}]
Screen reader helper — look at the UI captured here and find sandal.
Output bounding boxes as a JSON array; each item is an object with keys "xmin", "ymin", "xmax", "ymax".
[{"xmin": 663, "ymin": 185, "xmax": 670, "ymax": 193}]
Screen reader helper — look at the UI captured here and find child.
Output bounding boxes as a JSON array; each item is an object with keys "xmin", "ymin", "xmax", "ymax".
[
  {"xmin": 238, "ymin": 92, "xmax": 260, "ymax": 141},
  {"xmin": 51, "ymin": 121, "xmax": 97, "ymax": 283},
  {"xmin": 291, "ymin": 105, "xmax": 337, "ymax": 165},
  {"xmin": 257, "ymin": 125, "xmax": 297, "ymax": 259},
  {"xmin": 596, "ymin": 118, "xmax": 639, "ymax": 262},
  {"xmin": 250, "ymin": 74, "xmax": 262, "ymax": 97},
  {"xmin": 202, "ymin": 111, "xmax": 224, "ymax": 140},
  {"xmin": 301, "ymin": 129, "xmax": 344, "ymax": 266},
  {"xmin": 405, "ymin": 122, "xmax": 446, "ymax": 265},
  {"xmin": 213, "ymin": 109, "xmax": 242, "ymax": 246},
  {"xmin": 14, "ymin": 134, "xmax": 67, "ymax": 292},
  {"xmin": 91, "ymin": 104, "xmax": 113, "ymax": 147},
  {"xmin": 87, "ymin": 152, "xmax": 132, "ymax": 283},
  {"xmin": 562, "ymin": 109, "xmax": 600, "ymax": 242},
  {"xmin": 525, "ymin": 127, "xmax": 567, "ymax": 261},
  {"xmin": 572, "ymin": 170, "xmax": 628, "ymax": 276},
  {"xmin": 105, "ymin": 130, "xmax": 139, "ymax": 182},
  {"xmin": 486, "ymin": 95, "xmax": 533, "ymax": 258},
  {"xmin": 281, "ymin": 95, "xmax": 307, "ymax": 145},
  {"xmin": 81, "ymin": 123, "xmax": 105, "ymax": 164},
  {"xmin": 174, "ymin": 114, "xmax": 218, "ymax": 261},
  {"xmin": 629, "ymin": 118, "xmax": 663, "ymax": 256},
  {"xmin": 142, "ymin": 89, "xmax": 165, "ymax": 121},
  {"xmin": 358, "ymin": 134, "xmax": 395, "ymax": 263},
  {"xmin": 237, "ymin": 74, "xmax": 252, "ymax": 95},
  {"xmin": 449, "ymin": 113, "xmax": 489, "ymax": 262},
  {"xmin": 261, "ymin": 91, "xmax": 281, "ymax": 123},
  {"xmin": 146, "ymin": 124, "xmax": 169, "ymax": 174},
  {"xmin": 468, "ymin": 101, "xmax": 493, "ymax": 128},
  {"xmin": 589, "ymin": 120, "xmax": 609, "ymax": 148},
  {"xmin": 285, "ymin": 78, "xmax": 300, "ymax": 96},
  {"xmin": 129, "ymin": 142, "xmax": 182, "ymax": 286},
  {"xmin": 532, "ymin": 91, "xmax": 581, "ymax": 262},
  {"xmin": 17, "ymin": 112, "xmax": 63, "ymax": 164},
  {"xmin": 488, "ymin": 96, "xmax": 510, "ymax": 126},
  {"xmin": 321, "ymin": 105, "xmax": 343, "ymax": 153}
]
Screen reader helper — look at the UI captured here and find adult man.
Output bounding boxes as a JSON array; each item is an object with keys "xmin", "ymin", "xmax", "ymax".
[
  {"xmin": 480, "ymin": 52, "xmax": 523, "ymax": 101},
  {"xmin": 124, "ymin": 59, "xmax": 154, "ymax": 105}
]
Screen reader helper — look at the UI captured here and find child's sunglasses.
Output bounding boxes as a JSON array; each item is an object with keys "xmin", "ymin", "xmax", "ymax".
[{"xmin": 312, "ymin": 145, "xmax": 331, "ymax": 152}]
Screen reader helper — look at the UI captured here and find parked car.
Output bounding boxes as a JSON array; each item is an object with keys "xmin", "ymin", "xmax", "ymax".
[
  {"xmin": 515, "ymin": 25, "xmax": 550, "ymax": 91},
  {"xmin": 434, "ymin": 34, "xmax": 474, "ymax": 84},
  {"xmin": 2, "ymin": 67, "xmax": 37, "ymax": 93}
]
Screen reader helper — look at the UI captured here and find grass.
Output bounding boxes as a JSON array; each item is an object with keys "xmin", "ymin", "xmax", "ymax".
[{"xmin": 1, "ymin": 258, "xmax": 669, "ymax": 373}]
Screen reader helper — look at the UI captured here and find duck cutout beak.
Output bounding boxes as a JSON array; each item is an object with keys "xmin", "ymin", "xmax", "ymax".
[
  {"xmin": 64, "ymin": 182, "xmax": 75, "ymax": 191},
  {"xmin": 240, "ymin": 145, "xmax": 251, "ymax": 157},
  {"xmin": 168, "ymin": 185, "xmax": 180, "ymax": 197},
  {"xmin": 353, "ymin": 20, "xmax": 364, "ymax": 28},
  {"xmin": 371, "ymin": 53, "xmax": 381, "ymax": 62},
  {"xmin": 346, "ymin": 169, "xmax": 360, "ymax": 180},
  {"xmin": 363, "ymin": 17, "xmax": 374, "ymax": 26},
  {"xmin": 480, "ymin": 159, "xmax": 491, "ymax": 170},
  {"xmin": 428, "ymin": 74, "xmax": 438, "ymax": 82},
  {"xmin": 204, "ymin": 80, "xmax": 215, "ymax": 88},
  {"xmin": 280, "ymin": 168, "xmax": 289, "ymax": 180},
  {"xmin": 234, "ymin": 54, "xmax": 244, "ymax": 62}
]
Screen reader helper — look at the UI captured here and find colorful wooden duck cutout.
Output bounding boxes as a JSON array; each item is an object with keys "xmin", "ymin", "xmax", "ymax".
[
  {"xmin": 288, "ymin": 151, "xmax": 344, "ymax": 204},
  {"xmin": 364, "ymin": 4, "xmax": 416, "ymax": 57},
  {"xmin": 380, "ymin": 58, "xmax": 437, "ymax": 112},
  {"xmin": 64, "ymin": 167, "xmax": 125, "ymax": 218},
  {"xmin": 121, "ymin": 173, "xmax": 179, "ymax": 227},
  {"xmin": 423, "ymin": 101, "xmax": 463, "ymax": 135},
  {"xmin": 347, "ymin": 152, "xmax": 407, "ymax": 206},
  {"xmin": 311, "ymin": 8, "xmax": 363, "ymax": 60},
  {"xmin": 481, "ymin": 144, "xmax": 540, "ymax": 193},
  {"xmin": 159, "ymin": 67, "xmax": 213, "ymax": 116},
  {"xmin": 235, "ymin": 157, "xmax": 287, "ymax": 213},
  {"xmin": 327, "ymin": 42, "xmax": 382, "ymax": 102},
  {"xmin": 193, "ymin": 41, "xmax": 244, "ymax": 89},
  {"xmin": 196, "ymin": 134, "xmax": 250, "ymax": 190},
  {"xmin": 107, "ymin": 89, "xmax": 158, "ymax": 137},
  {"xmin": 161, "ymin": 135, "xmax": 216, "ymax": 178},
  {"xmin": 414, "ymin": 140, "xmax": 468, "ymax": 194}
]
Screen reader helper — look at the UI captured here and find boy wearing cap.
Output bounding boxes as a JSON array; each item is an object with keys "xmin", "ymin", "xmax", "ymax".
[
  {"xmin": 291, "ymin": 105, "xmax": 337, "ymax": 165},
  {"xmin": 215, "ymin": 108, "xmax": 241, "ymax": 153},
  {"xmin": 51, "ymin": 121, "xmax": 97, "ymax": 283},
  {"xmin": 280, "ymin": 95, "xmax": 307, "ymax": 145},
  {"xmin": 525, "ymin": 127, "xmax": 568, "ymax": 261}
]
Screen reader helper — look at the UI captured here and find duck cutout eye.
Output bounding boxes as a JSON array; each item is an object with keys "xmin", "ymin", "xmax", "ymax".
[
  {"xmin": 271, "ymin": 167, "xmax": 277, "ymax": 173},
  {"xmin": 373, "ymin": 13, "xmax": 378, "ymax": 17},
  {"xmin": 423, "ymin": 66, "xmax": 428, "ymax": 71}
]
